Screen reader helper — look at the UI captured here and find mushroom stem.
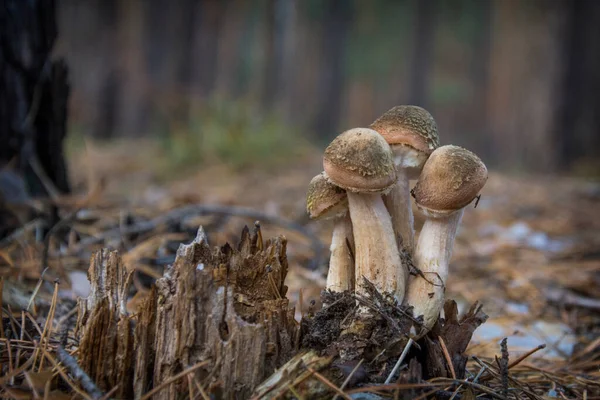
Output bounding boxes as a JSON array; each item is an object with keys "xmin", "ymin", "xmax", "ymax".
[
  {"xmin": 404, "ymin": 209, "xmax": 464, "ymax": 334},
  {"xmin": 326, "ymin": 213, "xmax": 355, "ymax": 292},
  {"xmin": 383, "ymin": 169, "xmax": 414, "ymax": 253},
  {"xmin": 347, "ymin": 192, "xmax": 405, "ymax": 301}
]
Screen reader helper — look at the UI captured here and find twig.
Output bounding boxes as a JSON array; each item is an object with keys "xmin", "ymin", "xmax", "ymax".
[
  {"xmin": 0, "ymin": 218, "xmax": 45, "ymax": 247},
  {"xmin": 499, "ymin": 338, "xmax": 509, "ymax": 398},
  {"xmin": 36, "ymin": 281, "xmax": 59, "ymax": 372},
  {"xmin": 98, "ymin": 385, "xmax": 120, "ymax": 400},
  {"xmin": 346, "ymin": 383, "xmax": 444, "ymax": 394},
  {"xmin": 305, "ymin": 367, "xmax": 351, "ymax": 400},
  {"xmin": 26, "ymin": 267, "xmax": 48, "ymax": 311},
  {"xmin": 333, "ymin": 359, "xmax": 364, "ymax": 400},
  {"xmin": 140, "ymin": 360, "xmax": 210, "ymax": 400},
  {"xmin": 385, "ymin": 338, "xmax": 414, "ymax": 384},
  {"xmin": 28, "ymin": 155, "xmax": 61, "ymax": 200},
  {"xmin": 41, "ymin": 208, "xmax": 81, "ymax": 273},
  {"xmin": 57, "ymin": 346, "xmax": 104, "ymax": 400},
  {"xmin": 439, "ymin": 336, "xmax": 456, "ymax": 380},
  {"xmin": 428, "ymin": 378, "xmax": 508, "ymax": 400},
  {"xmin": 507, "ymin": 344, "xmax": 546, "ymax": 369},
  {"xmin": 287, "ymin": 384, "xmax": 305, "ymax": 400},
  {"xmin": 0, "ymin": 352, "xmax": 35, "ymax": 385},
  {"xmin": 71, "ymin": 203, "xmax": 325, "ymax": 269},
  {"xmin": 38, "ymin": 343, "xmax": 93, "ymax": 400}
]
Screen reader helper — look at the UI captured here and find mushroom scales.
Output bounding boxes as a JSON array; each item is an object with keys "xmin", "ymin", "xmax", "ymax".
[
  {"xmin": 370, "ymin": 105, "xmax": 439, "ymax": 254},
  {"xmin": 306, "ymin": 172, "xmax": 354, "ymax": 292},
  {"xmin": 323, "ymin": 128, "xmax": 406, "ymax": 301}
]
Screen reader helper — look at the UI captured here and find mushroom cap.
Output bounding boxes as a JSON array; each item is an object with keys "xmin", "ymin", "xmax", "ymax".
[
  {"xmin": 306, "ymin": 172, "xmax": 348, "ymax": 220},
  {"xmin": 323, "ymin": 128, "xmax": 397, "ymax": 193},
  {"xmin": 412, "ymin": 145, "xmax": 487, "ymax": 217},
  {"xmin": 370, "ymin": 106, "xmax": 439, "ymax": 174}
]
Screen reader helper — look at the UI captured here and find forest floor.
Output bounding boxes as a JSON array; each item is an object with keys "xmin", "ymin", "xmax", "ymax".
[{"xmin": 1, "ymin": 139, "xmax": 599, "ymax": 398}]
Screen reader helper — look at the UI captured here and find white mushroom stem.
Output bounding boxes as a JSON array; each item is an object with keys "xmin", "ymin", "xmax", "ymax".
[
  {"xmin": 347, "ymin": 192, "xmax": 405, "ymax": 302},
  {"xmin": 383, "ymin": 169, "xmax": 414, "ymax": 253},
  {"xmin": 326, "ymin": 213, "xmax": 355, "ymax": 292},
  {"xmin": 404, "ymin": 208, "xmax": 464, "ymax": 335}
]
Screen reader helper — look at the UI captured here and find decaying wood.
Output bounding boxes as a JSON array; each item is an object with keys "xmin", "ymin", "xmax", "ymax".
[
  {"xmin": 76, "ymin": 224, "xmax": 299, "ymax": 399},
  {"xmin": 75, "ymin": 249, "xmax": 135, "ymax": 399},
  {"xmin": 420, "ymin": 300, "xmax": 489, "ymax": 380}
]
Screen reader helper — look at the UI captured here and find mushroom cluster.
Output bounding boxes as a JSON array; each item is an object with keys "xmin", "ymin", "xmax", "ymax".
[{"xmin": 306, "ymin": 105, "xmax": 488, "ymax": 337}]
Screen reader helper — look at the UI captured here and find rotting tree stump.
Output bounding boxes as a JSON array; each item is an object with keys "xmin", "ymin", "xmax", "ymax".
[{"xmin": 76, "ymin": 225, "xmax": 299, "ymax": 399}]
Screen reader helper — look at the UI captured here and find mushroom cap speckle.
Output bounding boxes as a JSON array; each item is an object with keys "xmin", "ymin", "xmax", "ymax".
[
  {"xmin": 306, "ymin": 172, "xmax": 348, "ymax": 219},
  {"xmin": 412, "ymin": 145, "xmax": 487, "ymax": 216},
  {"xmin": 370, "ymin": 105, "xmax": 439, "ymax": 159},
  {"xmin": 323, "ymin": 128, "xmax": 397, "ymax": 193}
]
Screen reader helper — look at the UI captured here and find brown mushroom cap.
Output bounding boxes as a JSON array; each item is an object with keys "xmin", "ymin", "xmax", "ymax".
[
  {"xmin": 412, "ymin": 145, "xmax": 487, "ymax": 216},
  {"xmin": 323, "ymin": 128, "xmax": 397, "ymax": 193},
  {"xmin": 370, "ymin": 105, "xmax": 439, "ymax": 156},
  {"xmin": 306, "ymin": 172, "xmax": 348, "ymax": 219}
]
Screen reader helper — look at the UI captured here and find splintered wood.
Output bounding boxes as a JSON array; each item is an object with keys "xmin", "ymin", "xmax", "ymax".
[
  {"xmin": 75, "ymin": 249, "xmax": 134, "ymax": 399},
  {"xmin": 75, "ymin": 225, "xmax": 298, "ymax": 399},
  {"xmin": 420, "ymin": 300, "xmax": 488, "ymax": 379}
]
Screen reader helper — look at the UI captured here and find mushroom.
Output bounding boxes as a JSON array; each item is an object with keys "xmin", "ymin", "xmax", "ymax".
[
  {"xmin": 369, "ymin": 105, "xmax": 439, "ymax": 254},
  {"xmin": 323, "ymin": 128, "xmax": 405, "ymax": 301},
  {"xmin": 306, "ymin": 172, "xmax": 355, "ymax": 292},
  {"xmin": 404, "ymin": 145, "xmax": 488, "ymax": 335}
]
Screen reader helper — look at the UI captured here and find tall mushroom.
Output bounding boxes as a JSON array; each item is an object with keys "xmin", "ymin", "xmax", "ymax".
[
  {"xmin": 370, "ymin": 105, "xmax": 439, "ymax": 254},
  {"xmin": 306, "ymin": 172, "xmax": 355, "ymax": 292},
  {"xmin": 323, "ymin": 128, "xmax": 405, "ymax": 301},
  {"xmin": 404, "ymin": 145, "xmax": 488, "ymax": 335}
]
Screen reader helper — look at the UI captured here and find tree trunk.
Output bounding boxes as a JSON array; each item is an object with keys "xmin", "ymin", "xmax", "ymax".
[
  {"xmin": 263, "ymin": 0, "xmax": 296, "ymax": 114},
  {"xmin": 556, "ymin": 0, "xmax": 600, "ymax": 172},
  {"xmin": 0, "ymin": 0, "xmax": 70, "ymax": 198},
  {"xmin": 311, "ymin": 0, "xmax": 353, "ymax": 140},
  {"xmin": 408, "ymin": 0, "xmax": 436, "ymax": 109}
]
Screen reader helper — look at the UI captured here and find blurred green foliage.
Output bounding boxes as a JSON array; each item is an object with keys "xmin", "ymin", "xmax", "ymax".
[{"xmin": 159, "ymin": 99, "xmax": 312, "ymax": 171}]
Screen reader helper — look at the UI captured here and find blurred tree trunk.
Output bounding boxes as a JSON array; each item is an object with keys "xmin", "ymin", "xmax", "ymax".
[
  {"xmin": 146, "ymin": 0, "xmax": 196, "ymax": 124},
  {"xmin": 408, "ymin": 0, "xmax": 436, "ymax": 108},
  {"xmin": 92, "ymin": 0, "xmax": 119, "ymax": 139},
  {"xmin": 0, "ymin": 0, "xmax": 70, "ymax": 198},
  {"xmin": 115, "ymin": 1, "xmax": 148, "ymax": 137},
  {"xmin": 469, "ymin": 0, "xmax": 492, "ymax": 155},
  {"xmin": 263, "ymin": 0, "xmax": 296, "ymax": 114},
  {"xmin": 556, "ymin": 0, "xmax": 600, "ymax": 172},
  {"xmin": 215, "ymin": 0, "xmax": 245, "ymax": 99},
  {"xmin": 487, "ymin": 0, "xmax": 564, "ymax": 171},
  {"xmin": 190, "ymin": 0, "xmax": 227, "ymax": 105},
  {"xmin": 311, "ymin": 0, "xmax": 353, "ymax": 140}
]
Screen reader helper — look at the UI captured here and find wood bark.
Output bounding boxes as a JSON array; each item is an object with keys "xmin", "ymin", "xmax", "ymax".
[{"xmin": 76, "ymin": 225, "xmax": 299, "ymax": 399}]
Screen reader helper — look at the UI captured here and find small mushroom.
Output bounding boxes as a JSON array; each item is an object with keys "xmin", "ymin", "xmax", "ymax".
[
  {"xmin": 306, "ymin": 172, "xmax": 355, "ymax": 292},
  {"xmin": 370, "ymin": 105, "xmax": 439, "ymax": 254},
  {"xmin": 323, "ymin": 128, "xmax": 405, "ymax": 301},
  {"xmin": 404, "ymin": 145, "xmax": 488, "ymax": 335}
]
